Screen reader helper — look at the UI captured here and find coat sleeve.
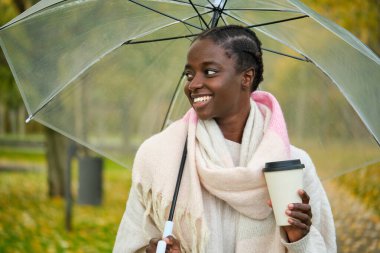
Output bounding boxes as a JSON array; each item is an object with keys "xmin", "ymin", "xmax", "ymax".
[
  {"xmin": 281, "ymin": 147, "xmax": 337, "ymax": 253},
  {"xmin": 113, "ymin": 141, "xmax": 162, "ymax": 253},
  {"xmin": 113, "ymin": 184, "xmax": 161, "ymax": 253}
]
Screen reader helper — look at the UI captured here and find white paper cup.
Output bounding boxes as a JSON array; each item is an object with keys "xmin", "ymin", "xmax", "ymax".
[{"xmin": 263, "ymin": 159, "xmax": 304, "ymax": 226}]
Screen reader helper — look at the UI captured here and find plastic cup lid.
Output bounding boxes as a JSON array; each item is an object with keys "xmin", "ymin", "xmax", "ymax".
[{"xmin": 263, "ymin": 159, "xmax": 305, "ymax": 172}]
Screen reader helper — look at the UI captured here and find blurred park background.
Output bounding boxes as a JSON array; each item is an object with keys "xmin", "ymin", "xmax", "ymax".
[{"xmin": 0, "ymin": 0, "xmax": 379, "ymax": 252}]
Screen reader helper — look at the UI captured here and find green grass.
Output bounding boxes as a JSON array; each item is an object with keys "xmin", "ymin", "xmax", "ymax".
[
  {"xmin": 0, "ymin": 143, "xmax": 379, "ymax": 252},
  {"xmin": 103, "ymin": 158, "xmax": 132, "ymax": 171},
  {"xmin": 0, "ymin": 165, "xmax": 131, "ymax": 252},
  {"xmin": 0, "ymin": 147, "xmax": 45, "ymax": 162}
]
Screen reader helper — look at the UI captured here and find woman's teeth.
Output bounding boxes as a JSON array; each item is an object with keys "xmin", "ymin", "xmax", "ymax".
[{"xmin": 194, "ymin": 96, "xmax": 212, "ymax": 103}]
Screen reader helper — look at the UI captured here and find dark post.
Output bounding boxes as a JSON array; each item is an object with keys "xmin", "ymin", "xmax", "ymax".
[
  {"xmin": 78, "ymin": 156, "xmax": 103, "ymax": 206},
  {"xmin": 65, "ymin": 143, "xmax": 76, "ymax": 231}
]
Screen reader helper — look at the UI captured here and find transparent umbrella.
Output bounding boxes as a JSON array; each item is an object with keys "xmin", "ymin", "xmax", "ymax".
[{"xmin": 0, "ymin": 0, "xmax": 379, "ymax": 180}]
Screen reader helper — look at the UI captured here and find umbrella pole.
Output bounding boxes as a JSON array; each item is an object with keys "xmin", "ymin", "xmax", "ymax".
[
  {"xmin": 210, "ymin": 10, "xmax": 221, "ymax": 28},
  {"xmin": 156, "ymin": 138, "xmax": 187, "ymax": 253},
  {"xmin": 65, "ymin": 143, "xmax": 76, "ymax": 231}
]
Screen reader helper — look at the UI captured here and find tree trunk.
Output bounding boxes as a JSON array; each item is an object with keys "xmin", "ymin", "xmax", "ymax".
[
  {"xmin": 9, "ymin": 109, "xmax": 17, "ymax": 134},
  {"xmin": 45, "ymin": 127, "xmax": 69, "ymax": 198},
  {"xmin": 0, "ymin": 104, "xmax": 5, "ymax": 135},
  {"xmin": 8, "ymin": 0, "xmax": 72, "ymax": 199},
  {"xmin": 18, "ymin": 106, "xmax": 25, "ymax": 136}
]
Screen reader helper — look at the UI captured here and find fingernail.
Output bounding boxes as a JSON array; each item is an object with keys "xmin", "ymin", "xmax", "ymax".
[
  {"xmin": 286, "ymin": 209, "xmax": 291, "ymax": 215},
  {"xmin": 288, "ymin": 204, "xmax": 294, "ymax": 209}
]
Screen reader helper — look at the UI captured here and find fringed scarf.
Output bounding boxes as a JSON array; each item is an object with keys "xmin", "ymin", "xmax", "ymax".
[{"xmin": 133, "ymin": 91, "xmax": 291, "ymax": 252}]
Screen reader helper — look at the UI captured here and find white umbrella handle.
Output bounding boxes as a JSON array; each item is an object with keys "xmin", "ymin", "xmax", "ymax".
[{"xmin": 156, "ymin": 221, "xmax": 174, "ymax": 253}]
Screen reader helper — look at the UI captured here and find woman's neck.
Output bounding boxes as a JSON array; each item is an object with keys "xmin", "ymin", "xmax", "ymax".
[{"xmin": 215, "ymin": 106, "xmax": 250, "ymax": 144}]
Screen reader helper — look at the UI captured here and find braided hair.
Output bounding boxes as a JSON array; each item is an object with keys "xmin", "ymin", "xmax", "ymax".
[{"xmin": 194, "ymin": 25, "xmax": 264, "ymax": 91}]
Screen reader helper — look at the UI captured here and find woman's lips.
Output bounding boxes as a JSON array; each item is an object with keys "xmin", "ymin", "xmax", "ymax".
[
  {"xmin": 193, "ymin": 95, "xmax": 212, "ymax": 103},
  {"xmin": 192, "ymin": 95, "xmax": 213, "ymax": 110}
]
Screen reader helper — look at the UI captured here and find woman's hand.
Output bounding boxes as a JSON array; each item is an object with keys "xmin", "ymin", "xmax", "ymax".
[
  {"xmin": 145, "ymin": 236, "xmax": 182, "ymax": 253},
  {"xmin": 283, "ymin": 189, "xmax": 312, "ymax": 242},
  {"xmin": 268, "ymin": 189, "xmax": 312, "ymax": 243}
]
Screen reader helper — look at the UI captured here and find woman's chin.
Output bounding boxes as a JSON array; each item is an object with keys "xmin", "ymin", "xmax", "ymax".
[{"xmin": 194, "ymin": 110, "xmax": 213, "ymax": 121}]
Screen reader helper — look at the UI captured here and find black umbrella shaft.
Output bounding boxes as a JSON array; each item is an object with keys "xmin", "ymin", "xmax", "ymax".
[
  {"xmin": 211, "ymin": 10, "xmax": 221, "ymax": 28},
  {"xmin": 210, "ymin": 0, "xmax": 228, "ymax": 28},
  {"xmin": 168, "ymin": 138, "xmax": 188, "ymax": 221}
]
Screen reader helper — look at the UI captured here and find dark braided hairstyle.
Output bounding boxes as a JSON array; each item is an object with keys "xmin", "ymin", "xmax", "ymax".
[{"xmin": 194, "ymin": 25, "xmax": 264, "ymax": 91}]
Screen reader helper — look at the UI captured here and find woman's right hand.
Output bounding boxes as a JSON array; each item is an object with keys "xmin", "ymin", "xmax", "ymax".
[{"xmin": 145, "ymin": 236, "xmax": 182, "ymax": 253}]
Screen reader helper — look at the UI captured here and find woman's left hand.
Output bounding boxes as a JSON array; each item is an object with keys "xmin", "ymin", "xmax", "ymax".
[
  {"xmin": 282, "ymin": 189, "xmax": 312, "ymax": 242},
  {"xmin": 268, "ymin": 189, "xmax": 312, "ymax": 242}
]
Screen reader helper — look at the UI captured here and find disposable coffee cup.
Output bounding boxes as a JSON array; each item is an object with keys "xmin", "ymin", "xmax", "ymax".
[{"xmin": 263, "ymin": 159, "xmax": 305, "ymax": 226}]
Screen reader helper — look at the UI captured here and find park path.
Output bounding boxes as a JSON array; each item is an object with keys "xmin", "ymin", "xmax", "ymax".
[
  {"xmin": 0, "ymin": 160, "xmax": 43, "ymax": 171},
  {"xmin": 323, "ymin": 181, "xmax": 380, "ymax": 253}
]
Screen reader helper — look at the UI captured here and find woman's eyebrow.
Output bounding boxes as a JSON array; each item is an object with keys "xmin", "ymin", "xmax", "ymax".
[
  {"xmin": 202, "ymin": 61, "xmax": 222, "ymax": 67},
  {"xmin": 184, "ymin": 61, "xmax": 221, "ymax": 69}
]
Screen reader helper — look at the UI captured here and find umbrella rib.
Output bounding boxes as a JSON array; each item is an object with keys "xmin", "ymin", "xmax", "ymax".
[
  {"xmin": 220, "ymin": 14, "xmax": 228, "ymax": 26},
  {"xmin": 219, "ymin": 12, "xmax": 310, "ymax": 62},
  {"xmin": 220, "ymin": 0, "xmax": 229, "ymax": 11},
  {"xmin": 246, "ymin": 15, "xmax": 309, "ymax": 28},
  {"xmin": 205, "ymin": 0, "xmax": 216, "ymax": 8},
  {"xmin": 183, "ymin": 22, "xmax": 197, "ymax": 37},
  {"xmin": 223, "ymin": 8, "xmax": 301, "ymax": 13},
  {"xmin": 161, "ymin": 74, "xmax": 186, "ymax": 130},
  {"xmin": 123, "ymin": 9, "xmax": 213, "ymax": 45},
  {"xmin": 189, "ymin": 0, "xmax": 209, "ymax": 28},
  {"xmin": 222, "ymin": 11, "xmax": 309, "ymax": 29},
  {"xmin": 128, "ymin": 0, "xmax": 203, "ymax": 31},
  {"xmin": 124, "ymin": 34, "xmax": 198, "ymax": 45},
  {"xmin": 167, "ymin": 0, "xmax": 212, "ymax": 9},
  {"xmin": 0, "ymin": 0, "xmax": 69, "ymax": 31},
  {"xmin": 207, "ymin": 12, "xmax": 214, "ymax": 28},
  {"xmin": 262, "ymin": 47, "xmax": 310, "ymax": 62},
  {"xmin": 25, "ymin": 90, "xmax": 59, "ymax": 123},
  {"xmin": 0, "ymin": 0, "xmax": 212, "ymax": 31}
]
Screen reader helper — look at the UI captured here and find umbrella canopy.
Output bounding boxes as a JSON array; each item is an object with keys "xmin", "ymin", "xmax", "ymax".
[{"xmin": 0, "ymin": 0, "xmax": 379, "ymax": 179}]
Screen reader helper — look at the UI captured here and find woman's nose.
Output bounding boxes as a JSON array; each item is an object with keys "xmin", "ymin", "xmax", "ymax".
[{"xmin": 187, "ymin": 75, "xmax": 204, "ymax": 91}]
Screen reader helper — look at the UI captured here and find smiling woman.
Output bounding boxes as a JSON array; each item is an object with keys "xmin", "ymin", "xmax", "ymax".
[
  {"xmin": 113, "ymin": 25, "xmax": 336, "ymax": 253},
  {"xmin": 183, "ymin": 27, "xmax": 259, "ymax": 143},
  {"xmin": 184, "ymin": 39, "xmax": 252, "ymax": 141}
]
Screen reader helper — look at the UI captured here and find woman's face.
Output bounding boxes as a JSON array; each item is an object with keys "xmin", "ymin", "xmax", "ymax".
[{"xmin": 184, "ymin": 38, "xmax": 252, "ymax": 122}]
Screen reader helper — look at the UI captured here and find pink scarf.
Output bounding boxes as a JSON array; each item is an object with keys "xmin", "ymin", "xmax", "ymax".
[
  {"xmin": 134, "ymin": 91, "xmax": 291, "ymax": 252},
  {"xmin": 193, "ymin": 91, "xmax": 291, "ymax": 219}
]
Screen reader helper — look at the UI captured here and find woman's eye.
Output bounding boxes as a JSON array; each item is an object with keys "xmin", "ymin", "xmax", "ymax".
[
  {"xmin": 205, "ymin": 69, "xmax": 217, "ymax": 76},
  {"xmin": 184, "ymin": 72, "xmax": 194, "ymax": 81}
]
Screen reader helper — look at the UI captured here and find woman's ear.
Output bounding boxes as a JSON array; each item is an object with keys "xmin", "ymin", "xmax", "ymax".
[{"xmin": 241, "ymin": 68, "xmax": 255, "ymax": 90}]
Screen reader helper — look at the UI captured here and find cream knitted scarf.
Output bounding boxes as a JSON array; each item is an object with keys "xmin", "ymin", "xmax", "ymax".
[{"xmin": 134, "ymin": 91, "xmax": 291, "ymax": 252}]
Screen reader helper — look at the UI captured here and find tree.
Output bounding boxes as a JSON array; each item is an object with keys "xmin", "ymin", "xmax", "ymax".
[
  {"xmin": 303, "ymin": 0, "xmax": 380, "ymax": 54},
  {"xmin": 0, "ymin": 1, "xmax": 24, "ymax": 135},
  {"xmin": 0, "ymin": 0, "xmax": 69, "ymax": 198}
]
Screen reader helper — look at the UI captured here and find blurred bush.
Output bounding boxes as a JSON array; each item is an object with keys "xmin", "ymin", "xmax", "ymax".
[{"xmin": 336, "ymin": 162, "xmax": 380, "ymax": 216}]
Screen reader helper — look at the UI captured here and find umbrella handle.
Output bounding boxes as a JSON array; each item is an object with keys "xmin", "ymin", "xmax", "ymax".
[
  {"xmin": 156, "ymin": 221, "xmax": 174, "ymax": 253},
  {"xmin": 157, "ymin": 138, "xmax": 186, "ymax": 253}
]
